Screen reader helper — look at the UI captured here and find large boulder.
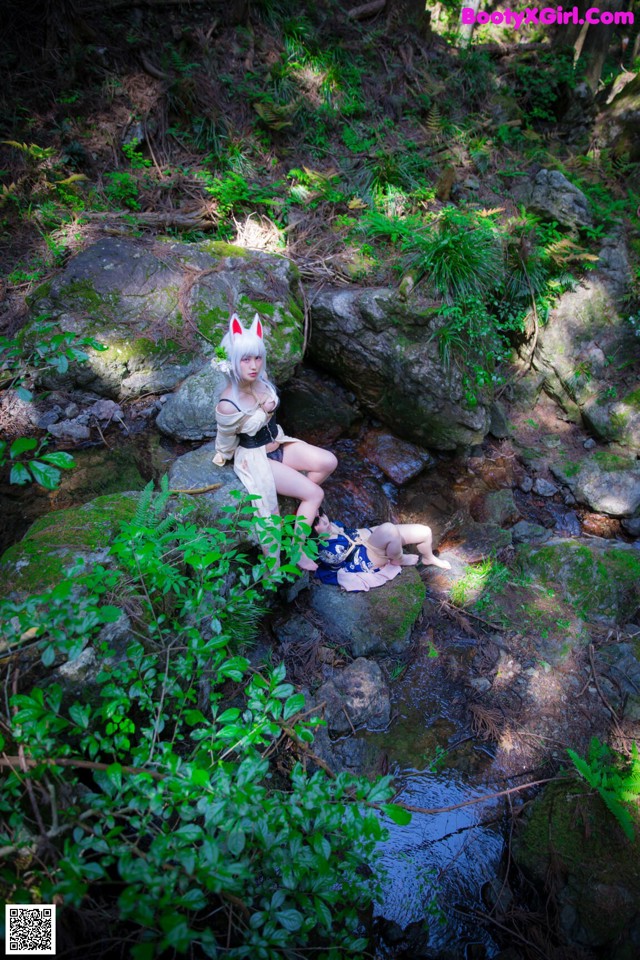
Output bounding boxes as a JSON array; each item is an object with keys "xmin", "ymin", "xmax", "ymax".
[
  {"xmin": 26, "ymin": 237, "xmax": 305, "ymax": 400},
  {"xmin": 514, "ymin": 781, "xmax": 640, "ymax": 956},
  {"xmin": 512, "ymin": 168, "xmax": 591, "ymax": 228},
  {"xmin": 551, "ymin": 451, "xmax": 640, "ymax": 518},
  {"xmin": 308, "ymin": 287, "xmax": 490, "ymax": 450},
  {"xmin": 309, "ymin": 567, "xmax": 426, "ymax": 657},
  {"xmin": 529, "ymin": 257, "xmax": 640, "ymax": 451},
  {"xmin": 0, "ymin": 492, "xmax": 140, "ymax": 598}
]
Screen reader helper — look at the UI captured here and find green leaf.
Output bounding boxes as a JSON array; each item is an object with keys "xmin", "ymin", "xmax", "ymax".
[
  {"xmin": 227, "ymin": 829, "xmax": 246, "ymax": 855},
  {"xmin": 106, "ymin": 762, "xmax": 123, "ymax": 791},
  {"xmin": 40, "ymin": 451, "xmax": 75, "ymax": 469},
  {"xmin": 15, "ymin": 385, "xmax": 33, "ymax": 402},
  {"xmin": 283, "ymin": 693, "xmax": 305, "ymax": 720},
  {"xmin": 29, "ymin": 460, "xmax": 61, "ymax": 489},
  {"xmin": 275, "ymin": 908, "xmax": 303, "ymax": 932},
  {"xmin": 10, "ymin": 463, "xmax": 32, "ymax": 485},
  {"xmin": 10, "ymin": 436, "xmax": 38, "ymax": 457},
  {"xmin": 99, "ymin": 605, "xmax": 122, "ymax": 623},
  {"xmin": 380, "ymin": 803, "xmax": 412, "ymax": 826}
]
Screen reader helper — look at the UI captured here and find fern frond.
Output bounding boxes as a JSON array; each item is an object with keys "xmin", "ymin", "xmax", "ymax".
[{"xmin": 132, "ymin": 480, "xmax": 155, "ymax": 528}]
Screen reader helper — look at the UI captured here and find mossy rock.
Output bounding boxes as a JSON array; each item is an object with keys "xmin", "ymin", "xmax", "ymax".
[
  {"xmin": 551, "ymin": 451, "xmax": 640, "ymax": 517},
  {"xmin": 514, "ymin": 780, "xmax": 640, "ymax": 951},
  {"xmin": 309, "ymin": 568, "xmax": 426, "ymax": 657},
  {"xmin": 25, "ymin": 237, "xmax": 305, "ymax": 400},
  {"xmin": 516, "ymin": 538, "xmax": 640, "ymax": 623},
  {"xmin": 0, "ymin": 493, "xmax": 140, "ymax": 598}
]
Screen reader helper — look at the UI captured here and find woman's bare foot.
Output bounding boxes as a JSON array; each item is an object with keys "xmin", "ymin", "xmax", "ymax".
[
  {"xmin": 297, "ymin": 555, "xmax": 318, "ymax": 572},
  {"xmin": 420, "ymin": 555, "xmax": 451, "ymax": 570},
  {"xmin": 398, "ymin": 553, "xmax": 420, "ymax": 566}
]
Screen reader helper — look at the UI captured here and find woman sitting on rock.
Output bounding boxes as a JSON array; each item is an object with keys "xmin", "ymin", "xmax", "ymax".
[
  {"xmin": 312, "ymin": 513, "xmax": 451, "ymax": 592},
  {"xmin": 212, "ymin": 314, "xmax": 337, "ymax": 570}
]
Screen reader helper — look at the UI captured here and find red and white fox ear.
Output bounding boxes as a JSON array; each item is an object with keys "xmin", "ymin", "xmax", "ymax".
[
  {"xmin": 229, "ymin": 313, "xmax": 244, "ymax": 337},
  {"xmin": 249, "ymin": 314, "xmax": 263, "ymax": 339}
]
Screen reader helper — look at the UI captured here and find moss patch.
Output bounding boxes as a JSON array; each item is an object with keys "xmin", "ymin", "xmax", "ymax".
[
  {"xmin": 0, "ymin": 493, "xmax": 139, "ymax": 597},
  {"xmin": 517, "ymin": 540, "xmax": 640, "ymax": 623},
  {"xmin": 592, "ymin": 451, "xmax": 635, "ymax": 472},
  {"xmin": 515, "ymin": 780, "xmax": 640, "ymax": 947},
  {"xmin": 623, "ymin": 387, "xmax": 640, "ymax": 409}
]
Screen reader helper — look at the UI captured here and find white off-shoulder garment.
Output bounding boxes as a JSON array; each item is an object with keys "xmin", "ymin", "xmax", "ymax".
[{"xmin": 213, "ymin": 392, "xmax": 300, "ymax": 518}]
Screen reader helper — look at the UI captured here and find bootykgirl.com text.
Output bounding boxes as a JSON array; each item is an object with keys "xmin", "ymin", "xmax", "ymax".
[{"xmin": 460, "ymin": 7, "xmax": 634, "ymax": 28}]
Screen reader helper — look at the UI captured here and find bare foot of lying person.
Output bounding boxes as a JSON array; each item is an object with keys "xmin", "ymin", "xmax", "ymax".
[
  {"xmin": 398, "ymin": 553, "xmax": 420, "ymax": 566},
  {"xmin": 419, "ymin": 554, "xmax": 451, "ymax": 570},
  {"xmin": 297, "ymin": 554, "xmax": 318, "ymax": 572}
]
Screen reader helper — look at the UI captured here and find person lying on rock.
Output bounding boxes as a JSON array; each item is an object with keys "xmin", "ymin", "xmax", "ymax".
[{"xmin": 312, "ymin": 513, "xmax": 451, "ymax": 592}]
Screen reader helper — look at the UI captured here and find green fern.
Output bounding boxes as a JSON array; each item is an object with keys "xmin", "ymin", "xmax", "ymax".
[{"xmin": 567, "ymin": 738, "xmax": 640, "ymax": 841}]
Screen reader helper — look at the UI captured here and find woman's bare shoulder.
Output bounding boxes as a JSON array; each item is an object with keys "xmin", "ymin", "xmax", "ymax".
[{"xmin": 216, "ymin": 388, "xmax": 241, "ymax": 413}]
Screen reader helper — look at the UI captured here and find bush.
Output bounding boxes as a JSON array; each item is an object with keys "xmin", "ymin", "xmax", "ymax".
[{"xmin": 0, "ymin": 485, "xmax": 401, "ymax": 958}]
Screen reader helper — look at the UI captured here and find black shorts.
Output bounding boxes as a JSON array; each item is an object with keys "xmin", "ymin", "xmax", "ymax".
[{"xmin": 266, "ymin": 446, "xmax": 283, "ymax": 462}]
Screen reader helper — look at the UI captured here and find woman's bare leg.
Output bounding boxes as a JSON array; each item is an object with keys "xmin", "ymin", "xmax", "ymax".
[
  {"xmin": 366, "ymin": 522, "xmax": 405, "ymax": 565},
  {"xmin": 396, "ymin": 523, "xmax": 451, "ymax": 569},
  {"xmin": 281, "ymin": 441, "xmax": 338, "ymax": 484},
  {"xmin": 269, "ymin": 459, "xmax": 326, "ymax": 570}
]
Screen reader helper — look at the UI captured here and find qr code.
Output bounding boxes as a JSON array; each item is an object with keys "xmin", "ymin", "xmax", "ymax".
[{"xmin": 5, "ymin": 904, "xmax": 56, "ymax": 955}]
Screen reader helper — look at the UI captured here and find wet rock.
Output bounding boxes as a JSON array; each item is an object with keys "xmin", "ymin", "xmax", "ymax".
[
  {"xmin": 551, "ymin": 452, "xmax": 640, "ymax": 517},
  {"xmin": 309, "ymin": 568, "xmax": 425, "ymax": 657},
  {"xmin": 279, "ymin": 368, "xmax": 359, "ymax": 445},
  {"xmin": 358, "ymin": 429, "xmax": 435, "ymax": 485},
  {"xmin": 26, "ymin": 237, "xmax": 305, "ymax": 399},
  {"xmin": 472, "ymin": 489, "xmax": 520, "ymax": 526},
  {"xmin": 448, "ymin": 521, "xmax": 512, "ymax": 564},
  {"xmin": 316, "ymin": 658, "xmax": 390, "ymax": 734},
  {"xmin": 309, "ymin": 287, "xmax": 491, "ymax": 450},
  {"xmin": 511, "ymin": 521, "xmax": 552, "ymax": 544},
  {"xmin": 517, "ymin": 537, "xmax": 640, "ymax": 624},
  {"xmin": 156, "ymin": 365, "xmax": 225, "ymax": 440},
  {"xmin": 532, "ymin": 477, "xmax": 558, "ymax": 497},
  {"xmin": 47, "ymin": 418, "xmax": 91, "ymax": 441}
]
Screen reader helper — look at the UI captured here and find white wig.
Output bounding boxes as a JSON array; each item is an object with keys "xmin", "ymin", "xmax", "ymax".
[{"xmin": 219, "ymin": 314, "xmax": 275, "ymax": 397}]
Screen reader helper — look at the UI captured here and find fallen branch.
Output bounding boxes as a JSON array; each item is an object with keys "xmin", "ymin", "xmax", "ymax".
[
  {"xmin": 169, "ymin": 483, "xmax": 223, "ymax": 495},
  {"xmin": 347, "ymin": 0, "xmax": 386, "ymax": 19}
]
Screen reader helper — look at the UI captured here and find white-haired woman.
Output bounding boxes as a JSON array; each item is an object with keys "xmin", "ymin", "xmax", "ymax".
[{"xmin": 212, "ymin": 314, "xmax": 337, "ymax": 570}]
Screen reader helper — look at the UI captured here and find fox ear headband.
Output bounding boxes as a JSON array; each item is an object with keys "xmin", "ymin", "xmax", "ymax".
[{"xmin": 228, "ymin": 313, "xmax": 263, "ymax": 340}]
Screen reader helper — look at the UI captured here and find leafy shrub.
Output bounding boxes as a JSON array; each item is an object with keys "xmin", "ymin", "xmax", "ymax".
[
  {"xmin": 567, "ymin": 737, "xmax": 640, "ymax": 841},
  {"xmin": 0, "ymin": 485, "xmax": 403, "ymax": 958}
]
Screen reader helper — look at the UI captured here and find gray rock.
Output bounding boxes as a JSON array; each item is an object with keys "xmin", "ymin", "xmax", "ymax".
[
  {"xmin": 26, "ymin": 237, "xmax": 305, "ymax": 400},
  {"xmin": 533, "ymin": 478, "xmax": 558, "ymax": 497},
  {"xmin": 622, "ymin": 516, "xmax": 640, "ymax": 537},
  {"xmin": 511, "ymin": 520, "xmax": 552, "ymax": 544},
  {"xmin": 34, "ymin": 407, "xmax": 62, "ymax": 428},
  {"xmin": 64, "ymin": 402, "xmax": 79, "ymax": 418},
  {"xmin": 358, "ymin": 429, "xmax": 435, "ymax": 485},
  {"xmin": 309, "ymin": 568, "xmax": 426, "ymax": 657},
  {"xmin": 87, "ymin": 398, "xmax": 122, "ymax": 421},
  {"xmin": 167, "ymin": 440, "xmax": 249, "ymax": 524},
  {"xmin": 551, "ymin": 454, "xmax": 640, "ymax": 517},
  {"xmin": 469, "ymin": 676, "xmax": 491, "ymax": 693},
  {"xmin": 156, "ymin": 365, "xmax": 226, "ymax": 440},
  {"xmin": 584, "ymin": 438, "xmax": 597, "ymax": 450},
  {"xmin": 309, "ymin": 287, "xmax": 491, "ymax": 450},
  {"xmin": 279, "ymin": 368, "xmax": 359, "ymax": 445},
  {"xmin": 516, "ymin": 168, "xmax": 591, "ymax": 228},
  {"xmin": 47, "ymin": 418, "xmax": 91, "ymax": 441},
  {"xmin": 519, "ymin": 475, "xmax": 533, "ymax": 493},
  {"xmin": 317, "ymin": 658, "xmax": 390, "ymax": 734},
  {"xmin": 489, "ymin": 400, "xmax": 510, "ymax": 438},
  {"xmin": 517, "ymin": 537, "xmax": 640, "ymax": 624},
  {"xmin": 481, "ymin": 489, "xmax": 520, "ymax": 526}
]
